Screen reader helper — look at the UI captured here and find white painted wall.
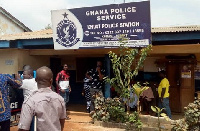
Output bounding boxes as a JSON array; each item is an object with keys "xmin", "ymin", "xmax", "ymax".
[{"xmin": 0, "ymin": 13, "xmax": 24, "ymax": 35}]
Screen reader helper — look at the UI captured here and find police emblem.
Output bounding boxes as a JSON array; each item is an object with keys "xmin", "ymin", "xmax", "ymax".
[{"xmin": 56, "ymin": 12, "xmax": 80, "ymax": 47}]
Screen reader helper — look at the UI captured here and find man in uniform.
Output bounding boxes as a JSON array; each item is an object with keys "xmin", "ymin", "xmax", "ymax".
[{"xmin": 18, "ymin": 66, "xmax": 66, "ymax": 131}]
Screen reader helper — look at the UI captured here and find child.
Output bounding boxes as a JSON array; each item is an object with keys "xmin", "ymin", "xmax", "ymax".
[{"xmin": 83, "ymin": 72, "xmax": 91, "ymax": 113}]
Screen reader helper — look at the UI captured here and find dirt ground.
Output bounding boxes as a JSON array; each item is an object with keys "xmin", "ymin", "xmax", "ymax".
[
  {"xmin": 10, "ymin": 104, "xmax": 125, "ymax": 131},
  {"xmin": 10, "ymin": 104, "xmax": 183, "ymax": 131}
]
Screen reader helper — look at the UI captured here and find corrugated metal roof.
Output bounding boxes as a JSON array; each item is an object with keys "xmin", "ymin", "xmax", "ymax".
[
  {"xmin": 0, "ymin": 25, "xmax": 200, "ymax": 41},
  {"xmin": 152, "ymin": 25, "xmax": 200, "ymax": 33},
  {"xmin": 0, "ymin": 7, "xmax": 32, "ymax": 32},
  {"xmin": 0, "ymin": 29, "xmax": 52, "ymax": 40}
]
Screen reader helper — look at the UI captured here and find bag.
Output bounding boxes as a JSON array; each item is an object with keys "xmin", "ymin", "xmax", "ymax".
[{"xmin": 59, "ymin": 81, "xmax": 69, "ymax": 89}]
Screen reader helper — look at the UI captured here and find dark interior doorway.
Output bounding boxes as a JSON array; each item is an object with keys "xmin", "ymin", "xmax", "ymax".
[{"xmin": 50, "ymin": 57, "xmax": 62, "ymax": 90}]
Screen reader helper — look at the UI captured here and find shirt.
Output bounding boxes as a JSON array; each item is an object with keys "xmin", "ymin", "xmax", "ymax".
[
  {"xmin": 123, "ymin": 92, "xmax": 138, "ymax": 108},
  {"xmin": 56, "ymin": 70, "xmax": 70, "ymax": 81},
  {"xmin": 56, "ymin": 70, "xmax": 70, "ymax": 92},
  {"xmin": 141, "ymin": 87, "xmax": 154, "ymax": 101},
  {"xmin": 158, "ymin": 78, "xmax": 170, "ymax": 98},
  {"xmin": 0, "ymin": 74, "xmax": 22, "ymax": 122},
  {"xmin": 19, "ymin": 78, "xmax": 38, "ymax": 100},
  {"xmin": 18, "ymin": 87, "xmax": 66, "ymax": 131},
  {"xmin": 88, "ymin": 68, "xmax": 105, "ymax": 89}
]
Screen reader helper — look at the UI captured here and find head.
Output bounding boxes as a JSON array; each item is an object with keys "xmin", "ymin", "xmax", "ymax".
[
  {"xmin": 23, "ymin": 68, "xmax": 33, "ymax": 79},
  {"xmin": 97, "ymin": 61, "xmax": 103, "ymax": 68},
  {"xmin": 35, "ymin": 66, "xmax": 53, "ymax": 89},
  {"xmin": 63, "ymin": 64, "xmax": 68, "ymax": 71},
  {"xmin": 159, "ymin": 70, "xmax": 166, "ymax": 79},
  {"xmin": 23, "ymin": 65, "xmax": 31, "ymax": 71}
]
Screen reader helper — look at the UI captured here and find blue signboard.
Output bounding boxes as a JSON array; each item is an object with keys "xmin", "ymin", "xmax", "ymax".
[{"xmin": 52, "ymin": 0, "xmax": 151, "ymax": 49}]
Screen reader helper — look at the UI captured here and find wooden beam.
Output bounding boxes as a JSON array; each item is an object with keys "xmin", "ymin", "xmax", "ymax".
[
  {"xmin": 150, "ymin": 44, "xmax": 200, "ymax": 54},
  {"xmin": 29, "ymin": 48, "xmax": 120, "ymax": 56},
  {"xmin": 30, "ymin": 44, "xmax": 200, "ymax": 56}
]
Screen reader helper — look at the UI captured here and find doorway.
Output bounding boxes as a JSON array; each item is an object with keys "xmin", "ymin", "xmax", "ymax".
[
  {"xmin": 166, "ymin": 60, "xmax": 195, "ymax": 112},
  {"xmin": 50, "ymin": 57, "xmax": 62, "ymax": 89}
]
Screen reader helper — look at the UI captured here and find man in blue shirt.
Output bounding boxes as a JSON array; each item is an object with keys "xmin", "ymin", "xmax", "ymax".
[{"xmin": 0, "ymin": 74, "xmax": 22, "ymax": 131}]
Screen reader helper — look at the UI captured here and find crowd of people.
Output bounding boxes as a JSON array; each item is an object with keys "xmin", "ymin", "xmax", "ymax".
[{"xmin": 0, "ymin": 61, "xmax": 172, "ymax": 131}]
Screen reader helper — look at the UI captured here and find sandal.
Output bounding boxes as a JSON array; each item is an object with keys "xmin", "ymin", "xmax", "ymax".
[{"xmin": 66, "ymin": 116, "xmax": 71, "ymax": 120}]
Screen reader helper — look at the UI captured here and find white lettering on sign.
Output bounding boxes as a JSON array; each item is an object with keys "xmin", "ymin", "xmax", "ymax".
[
  {"xmin": 120, "ymin": 22, "xmax": 140, "ymax": 27},
  {"xmin": 10, "ymin": 102, "xmax": 18, "ymax": 109},
  {"xmin": 86, "ymin": 9, "xmax": 109, "ymax": 16},
  {"xmin": 110, "ymin": 7, "xmax": 136, "ymax": 14},
  {"xmin": 97, "ymin": 14, "xmax": 126, "ymax": 21}
]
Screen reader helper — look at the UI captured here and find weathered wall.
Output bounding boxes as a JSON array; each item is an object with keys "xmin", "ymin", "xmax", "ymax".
[
  {"xmin": 0, "ymin": 49, "xmax": 18, "ymax": 74},
  {"xmin": 18, "ymin": 50, "xmax": 50, "ymax": 71},
  {"xmin": 0, "ymin": 13, "xmax": 24, "ymax": 35}
]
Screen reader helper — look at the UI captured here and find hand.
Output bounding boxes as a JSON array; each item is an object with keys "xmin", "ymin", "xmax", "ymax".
[
  {"xmin": 159, "ymin": 98, "xmax": 163, "ymax": 103},
  {"xmin": 69, "ymin": 88, "xmax": 71, "ymax": 93},
  {"xmin": 60, "ymin": 89, "xmax": 65, "ymax": 93},
  {"xmin": 81, "ymin": 92, "xmax": 84, "ymax": 96},
  {"xmin": 15, "ymin": 74, "xmax": 21, "ymax": 80},
  {"xmin": 96, "ymin": 67, "xmax": 101, "ymax": 72}
]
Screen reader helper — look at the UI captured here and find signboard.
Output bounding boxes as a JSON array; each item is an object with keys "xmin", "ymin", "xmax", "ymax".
[
  {"xmin": 181, "ymin": 65, "xmax": 191, "ymax": 79},
  {"xmin": 51, "ymin": 1, "xmax": 151, "ymax": 49}
]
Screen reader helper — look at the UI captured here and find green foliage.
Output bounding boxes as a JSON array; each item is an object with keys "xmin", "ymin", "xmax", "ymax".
[
  {"xmin": 106, "ymin": 97, "xmax": 128, "ymax": 123},
  {"xmin": 132, "ymin": 82, "xmax": 149, "ymax": 98},
  {"xmin": 151, "ymin": 106, "xmax": 169, "ymax": 131},
  {"xmin": 105, "ymin": 38, "xmax": 152, "ymax": 112},
  {"xmin": 91, "ymin": 96, "xmax": 142, "ymax": 130},
  {"xmin": 126, "ymin": 112, "xmax": 143, "ymax": 131},
  {"xmin": 45, "ymin": 24, "xmax": 52, "ymax": 29},
  {"xmin": 172, "ymin": 98, "xmax": 200, "ymax": 131},
  {"xmin": 92, "ymin": 97, "xmax": 110, "ymax": 122}
]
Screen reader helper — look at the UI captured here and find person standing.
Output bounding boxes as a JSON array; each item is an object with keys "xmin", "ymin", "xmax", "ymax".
[
  {"xmin": 158, "ymin": 70, "xmax": 172, "ymax": 119},
  {"xmin": 18, "ymin": 66, "xmax": 66, "ymax": 131},
  {"xmin": 56, "ymin": 64, "xmax": 71, "ymax": 119},
  {"xmin": 82, "ymin": 71, "xmax": 91, "ymax": 113},
  {"xmin": 0, "ymin": 74, "xmax": 22, "ymax": 131},
  {"xmin": 19, "ymin": 67, "xmax": 38, "ymax": 101},
  {"xmin": 88, "ymin": 61, "xmax": 105, "ymax": 113},
  {"xmin": 141, "ymin": 85, "xmax": 154, "ymax": 115}
]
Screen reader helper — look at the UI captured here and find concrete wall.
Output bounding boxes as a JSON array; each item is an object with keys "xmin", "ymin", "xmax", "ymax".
[
  {"xmin": 18, "ymin": 50, "xmax": 50, "ymax": 71},
  {"xmin": 144, "ymin": 57, "xmax": 160, "ymax": 72},
  {"xmin": 0, "ymin": 49, "xmax": 19, "ymax": 74},
  {"xmin": 0, "ymin": 13, "xmax": 24, "ymax": 35},
  {"xmin": 0, "ymin": 49, "xmax": 51, "ymax": 74}
]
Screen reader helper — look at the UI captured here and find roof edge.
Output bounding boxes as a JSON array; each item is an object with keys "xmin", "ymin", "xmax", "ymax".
[{"xmin": 0, "ymin": 7, "xmax": 32, "ymax": 32}]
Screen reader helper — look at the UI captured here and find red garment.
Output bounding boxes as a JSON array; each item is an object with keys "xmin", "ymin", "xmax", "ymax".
[{"xmin": 56, "ymin": 70, "xmax": 70, "ymax": 93}]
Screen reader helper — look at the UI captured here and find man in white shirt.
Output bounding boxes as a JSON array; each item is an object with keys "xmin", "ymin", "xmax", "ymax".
[{"xmin": 20, "ymin": 67, "xmax": 38, "ymax": 100}]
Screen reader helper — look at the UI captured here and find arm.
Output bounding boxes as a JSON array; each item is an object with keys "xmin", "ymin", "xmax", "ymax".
[
  {"xmin": 18, "ymin": 102, "xmax": 34, "ymax": 131},
  {"xmin": 56, "ymin": 73, "xmax": 61, "ymax": 90},
  {"xmin": 60, "ymin": 119, "xmax": 65, "ymax": 131},
  {"xmin": 161, "ymin": 88, "xmax": 166, "ymax": 101},
  {"xmin": 6, "ymin": 74, "xmax": 22, "ymax": 88},
  {"xmin": 59, "ymin": 98, "xmax": 66, "ymax": 130},
  {"xmin": 97, "ymin": 68, "xmax": 104, "ymax": 80},
  {"xmin": 56, "ymin": 73, "xmax": 65, "ymax": 93},
  {"xmin": 18, "ymin": 129, "xmax": 28, "ymax": 131},
  {"xmin": 69, "ymin": 85, "xmax": 71, "ymax": 92},
  {"xmin": 86, "ymin": 71, "xmax": 92, "ymax": 80}
]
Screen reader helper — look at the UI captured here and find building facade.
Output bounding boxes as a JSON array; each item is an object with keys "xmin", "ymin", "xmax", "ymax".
[{"xmin": 0, "ymin": 26, "xmax": 200, "ymax": 111}]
